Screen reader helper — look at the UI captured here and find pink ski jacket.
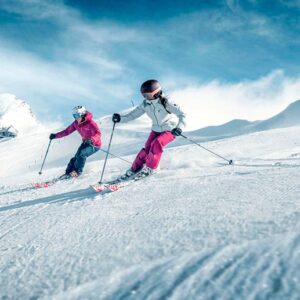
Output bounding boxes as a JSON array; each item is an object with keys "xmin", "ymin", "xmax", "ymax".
[{"xmin": 55, "ymin": 112, "xmax": 101, "ymax": 147}]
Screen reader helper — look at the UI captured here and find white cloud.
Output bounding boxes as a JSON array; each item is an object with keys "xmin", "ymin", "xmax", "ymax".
[
  {"xmin": 0, "ymin": 43, "xmax": 96, "ymax": 97},
  {"xmin": 0, "ymin": 0, "xmax": 298, "ymax": 129},
  {"xmin": 279, "ymin": 0, "xmax": 300, "ymax": 8},
  {"xmin": 0, "ymin": 0, "xmax": 137, "ymax": 116},
  {"xmin": 226, "ymin": 0, "xmax": 241, "ymax": 13},
  {"xmin": 170, "ymin": 70, "xmax": 300, "ymax": 130},
  {"xmin": 0, "ymin": 39, "xmax": 135, "ymax": 120},
  {"xmin": 162, "ymin": 5, "xmax": 286, "ymax": 44},
  {"xmin": 0, "ymin": 0, "xmax": 78, "ymax": 21}
]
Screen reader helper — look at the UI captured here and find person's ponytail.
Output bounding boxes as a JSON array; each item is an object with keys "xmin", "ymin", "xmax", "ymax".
[{"xmin": 158, "ymin": 93, "xmax": 171, "ymax": 114}]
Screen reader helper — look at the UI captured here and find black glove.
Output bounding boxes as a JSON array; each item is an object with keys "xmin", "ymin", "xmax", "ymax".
[
  {"xmin": 172, "ymin": 128, "xmax": 182, "ymax": 136},
  {"xmin": 112, "ymin": 113, "xmax": 121, "ymax": 123},
  {"xmin": 49, "ymin": 133, "xmax": 56, "ymax": 140}
]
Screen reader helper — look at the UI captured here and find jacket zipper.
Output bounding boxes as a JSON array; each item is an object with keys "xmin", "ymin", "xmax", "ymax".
[{"xmin": 151, "ymin": 102, "xmax": 160, "ymax": 126}]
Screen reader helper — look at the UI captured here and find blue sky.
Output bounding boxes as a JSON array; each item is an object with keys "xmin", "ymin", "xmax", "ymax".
[{"xmin": 0, "ymin": 0, "xmax": 299, "ymax": 128}]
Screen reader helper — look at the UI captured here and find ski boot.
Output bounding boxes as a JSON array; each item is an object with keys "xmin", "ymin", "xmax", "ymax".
[
  {"xmin": 138, "ymin": 166, "xmax": 155, "ymax": 177},
  {"xmin": 70, "ymin": 170, "xmax": 79, "ymax": 178}
]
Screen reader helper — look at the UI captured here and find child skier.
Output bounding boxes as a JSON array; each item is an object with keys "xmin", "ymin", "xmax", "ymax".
[
  {"xmin": 49, "ymin": 106, "xmax": 101, "ymax": 177},
  {"xmin": 112, "ymin": 79, "xmax": 186, "ymax": 179}
]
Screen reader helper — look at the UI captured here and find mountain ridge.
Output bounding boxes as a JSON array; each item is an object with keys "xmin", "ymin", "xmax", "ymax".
[
  {"xmin": 0, "ymin": 93, "xmax": 43, "ymax": 134},
  {"xmin": 191, "ymin": 99, "xmax": 300, "ymax": 139}
]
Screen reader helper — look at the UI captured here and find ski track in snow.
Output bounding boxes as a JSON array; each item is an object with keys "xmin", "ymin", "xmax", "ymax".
[{"xmin": 1, "ymin": 126, "xmax": 300, "ymax": 299}]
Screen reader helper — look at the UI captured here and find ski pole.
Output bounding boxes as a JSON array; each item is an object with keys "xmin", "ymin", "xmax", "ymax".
[
  {"xmin": 99, "ymin": 148, "xmax": 132, "ymax": 165},
  {"xmin": 180, "ymin": 134, "xmax": 233, "ymax": 165},
  {"xmin": 99, "ymin": 122, "xmax": 117, "ymax": 183},
  {"xmin": 39, "ymin": 139, "xmax": 52, "ymax": 175}
]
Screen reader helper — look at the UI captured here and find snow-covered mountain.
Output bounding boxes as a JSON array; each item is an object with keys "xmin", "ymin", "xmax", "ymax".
[
  {"xmin": 0, "ymin": 93, "xmax": 43, "ymax": 135},
  {"xmin": 191, "ymin": 99, "xmax": 300, "ymax": 140},
  {"xmin": 1, "ymin": 100, "xmax": 300, "ymax": 299},
  {"xmin": 253, "ymin": 99, "xmax": 300, "ymax": 131}
]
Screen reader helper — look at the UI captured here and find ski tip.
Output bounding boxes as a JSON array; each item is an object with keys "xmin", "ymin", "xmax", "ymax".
[
  {"xmin": 32, "ymin": 182, "xmax": 50, "ymax": 189},
  {"xmin": 107, "ymin": 183, "xmax": 123, "ymax": 192},
  {"xmin": 90, "ymin": 182, "xmax": 124, "ymax": 193},
  {"xmin": 90, "ymin": 184, "xmax": 107, "ymax": 193}
]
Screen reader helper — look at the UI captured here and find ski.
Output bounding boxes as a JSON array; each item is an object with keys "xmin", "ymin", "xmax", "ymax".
[
  {"xmin": 32, "ymin": 174, "xmax": 72, "ymax": 189},
  {"xmin": 90, "ymin": 181, "xmax": 127, "ymax": 193},
  {"xmin": 90, "ymin": 171, "xmax": 154, "ymax": 193}
]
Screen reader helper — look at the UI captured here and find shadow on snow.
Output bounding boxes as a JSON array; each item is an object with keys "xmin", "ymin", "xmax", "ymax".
[{"xmin": 0, "ymin": 187, "xmax": 98, "ymax": 212}]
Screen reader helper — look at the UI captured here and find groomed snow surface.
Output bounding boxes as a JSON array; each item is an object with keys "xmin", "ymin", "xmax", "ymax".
[{"xmin": 1, "ymin": 122, "xmax": 300, "ymax": 299}]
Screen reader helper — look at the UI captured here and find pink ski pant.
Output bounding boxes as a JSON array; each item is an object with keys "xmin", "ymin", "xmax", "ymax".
[{"xmin": 132, "ymin": 130, "xmax": 175, "ymax": 172}]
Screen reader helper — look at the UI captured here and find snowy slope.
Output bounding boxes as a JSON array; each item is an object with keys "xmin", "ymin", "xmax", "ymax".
[
  {"xmin": 1, "ymin": 120, "xmax": 300, "ymax": 299},
  {"xmin": 2, "ymin": 95, "xmax": 299, "ymax": 178},
  {"xmin": 191, "ymin": 99, "xmax": 300, "ymax": 140},
  {"xmin": 56, "ymin": 232, "xmax": 300, "ymax": 300}
]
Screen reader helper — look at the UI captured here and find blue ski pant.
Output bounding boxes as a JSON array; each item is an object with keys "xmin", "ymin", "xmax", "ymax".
[{"xmin": 66, "ymin": 141, "xmax": 100, "ymax": 175}]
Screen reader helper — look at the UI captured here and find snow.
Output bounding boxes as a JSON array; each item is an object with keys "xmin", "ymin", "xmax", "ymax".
[
  {"xmin": 191, "ymin": 99, "xmax": 300, "ymax": 140},
  {"xmin": 1, "ymin": 96, "xmax": 300, "ymax": 299},
  {"xmin": 0, "ymin": 94, "xmax": 43, "ymax": 135}
]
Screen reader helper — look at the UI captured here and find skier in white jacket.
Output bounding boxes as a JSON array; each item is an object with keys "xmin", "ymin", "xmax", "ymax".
[{"xmin": 112, "ymin": 79, "xmax": 186, "ymax": 179}]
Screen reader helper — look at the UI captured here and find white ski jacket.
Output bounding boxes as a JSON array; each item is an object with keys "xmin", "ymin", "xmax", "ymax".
[{"xmin": 119, "ymin": 98, "xmax": 186, "ymax": 133}]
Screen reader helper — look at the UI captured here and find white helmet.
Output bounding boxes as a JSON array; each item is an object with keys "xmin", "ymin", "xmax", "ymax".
[{"xmin": 72, "ymin": 106, "xmax": 87, "ymax": 119}]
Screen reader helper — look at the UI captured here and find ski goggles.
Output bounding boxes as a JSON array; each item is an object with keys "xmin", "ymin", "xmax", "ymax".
[
  {"xmin": 73, "ymin": 113, "xmax": 81, "ymax": 119},
  {"xmin": 141, "ymin": 87, "xmax": 161, "ymax": 100}
]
